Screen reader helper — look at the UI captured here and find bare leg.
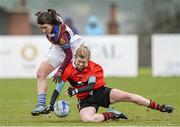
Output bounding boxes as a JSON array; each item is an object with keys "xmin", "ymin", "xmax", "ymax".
[
  {"xmin": 79, "ymin": 106, "xmax": 127, "ymax": 122},
  {"xmin": 36, "ymin": 61, "xmax": 55, "ymax": 94},
  {"xmin": 110, "ymin": 89, "xmax": 150, "ymax": 106},
  {"xmin": 109, "ymin": 89, "xmax": 174, "ymax": 113},
  {"xmin": 31, "ymin": 61, "xmax": 55, "ymax": 116},
  {"xmin": 80, "ymin": 107, "xmax": 104, "ymax": 122}
]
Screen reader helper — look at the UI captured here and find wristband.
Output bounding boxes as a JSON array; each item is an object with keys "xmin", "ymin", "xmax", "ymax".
[{"xmin": 88, "ymin": 76, "xmax": 96, "ymax": 84}]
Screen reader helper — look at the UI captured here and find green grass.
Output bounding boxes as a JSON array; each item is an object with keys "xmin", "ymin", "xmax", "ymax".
[{"xmin": 0, "ymin": 68, "xmax": 180, "ymax": 126}]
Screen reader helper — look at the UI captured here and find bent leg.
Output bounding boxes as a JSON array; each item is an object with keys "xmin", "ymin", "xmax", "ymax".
[
  {"xmin": 80, "ymin": 107, "xmax": 104, "ymax": 122},
  {"xmin": 79, "ymin": 106, "xmax": 127, "ymax": 122},
  {"xmin": 31, "ymin": 61, "xmax": 55, "ymax": 116},
  {"xmin": 36, "ymin": 61, "xmax": 55, "ymax": 94}
]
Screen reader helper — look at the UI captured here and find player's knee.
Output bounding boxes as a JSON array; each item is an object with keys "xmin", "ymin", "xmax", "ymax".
[
  {"xmin": 80, "ymin": 116, "xmax": 100, "ymax": 122},
  {"xmin": 80, "ymin": 115, "xmax": 96, "ymax": 122},
  {"xmin": 122, "ymin": 93, "xmax": 132, "ymax": 100},
  {"xmin": 90, "ymin": 115, "xmax": 102, "ymax": 122},
  {"xmin": 80, "ymin": 117, "xmax": 92, "ymax": 122},
  {"xmin": 36, "ymin": 70, "xmax": 47, "ymax": 79}
]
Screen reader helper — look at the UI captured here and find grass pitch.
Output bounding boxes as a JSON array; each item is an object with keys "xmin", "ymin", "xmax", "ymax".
[{"xmin": 0, "ymin": 68, "xmax": 180, "ymax": 126}]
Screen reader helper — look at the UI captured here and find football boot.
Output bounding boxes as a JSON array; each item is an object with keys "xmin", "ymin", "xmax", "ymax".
[
  {"xmin": 107, "ymin": 107, "xmax": 128, "ymax": 120},
  {"xmin": 160, "ymin": 104, "xmax": 173, "ymax": 113},
  {"xmin": 31, "ymin": 105, "xmax": 46, "ymax": 116}
]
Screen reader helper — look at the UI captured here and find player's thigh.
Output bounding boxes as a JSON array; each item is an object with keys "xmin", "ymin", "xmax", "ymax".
[
  {"xmin": 37, "ymin": 45, "xmax": 64, "ymax": 76},
  {"xmin": 109, "ymin": 89, "xmax": 131, "ymax": 104},
  {"xmin": 79, "ymin": 106, "xmax": 96, "ymax": 122},
  {"xmin": 37, "ymin": 61, "xmax": 55, "ymax": 77}
]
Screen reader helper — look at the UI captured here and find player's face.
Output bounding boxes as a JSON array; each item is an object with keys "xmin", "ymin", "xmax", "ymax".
[
  {"xmin": 38, "ymin": 24, "xmax": 53, "ymax": 34},
  {"xmin": 74, "ymin": 57, "xmax": 88, "ymax": 71}
]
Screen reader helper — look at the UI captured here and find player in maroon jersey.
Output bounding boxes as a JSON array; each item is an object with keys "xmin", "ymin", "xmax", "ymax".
[
  {"xmin": 31, "ymin": 9, "xmax": 85, "ymax": 116},
  {"xmin": 44, "ymin": 45, "xmax": 173, "ymax": 122}
]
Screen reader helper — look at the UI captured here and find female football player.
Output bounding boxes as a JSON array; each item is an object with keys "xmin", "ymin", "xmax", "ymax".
[
  {"xmin": 44, "ymin": 45, "xmax": 173, "ymax": 122},
  {"xmin": 31, "ymin": 9, "xmax": 84, "ymax": 116}
]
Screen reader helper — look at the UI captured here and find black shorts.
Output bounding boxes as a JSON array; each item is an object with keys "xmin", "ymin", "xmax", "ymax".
[{"xmin": 77, "ymin": 86, "xmax": 112, "ymax": 112}]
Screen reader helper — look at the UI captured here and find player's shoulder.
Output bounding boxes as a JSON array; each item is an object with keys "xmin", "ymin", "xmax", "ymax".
[
  {"xmin": 88, "ymin": 61, "xmax": 102, "ymax": 68},
  {"xmin": 67, "ymin": 62, "xmax": 74, "ymax": 68},
  {"xmin": 64, "ymin": 62, "xmax": 73, "ymax": 72},
  {"xmin": 60, "ymin": 23, "xmax": 71, "ymax": 33},
  {"xmin": 88, "ymin": 60, "xmax": 96, "ymax": 65}
]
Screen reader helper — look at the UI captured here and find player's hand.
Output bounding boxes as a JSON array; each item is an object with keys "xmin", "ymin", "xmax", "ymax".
[
  {"xmin": 53, "ymin": 70, "xmax": 62, "ymax": 83},
  {"xmin": 67, "ymin": 87, "xmax": 78, "ymax": 97}
]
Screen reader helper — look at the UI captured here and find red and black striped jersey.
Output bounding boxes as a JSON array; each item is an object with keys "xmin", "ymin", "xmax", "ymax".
[{"xmin": 62, "ymin": 60, "xmax": 106, "ymax": 99}]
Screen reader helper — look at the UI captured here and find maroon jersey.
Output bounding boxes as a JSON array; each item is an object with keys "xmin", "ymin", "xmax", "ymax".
[{"xmin": 45, "ymin": 16, "xmax": 77, "ymax": 72}]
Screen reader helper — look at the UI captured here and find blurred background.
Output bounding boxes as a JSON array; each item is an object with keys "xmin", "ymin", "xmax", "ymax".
[{"xmin": 0, "ymin": 0, "xmax": 180, "ymax": 77}]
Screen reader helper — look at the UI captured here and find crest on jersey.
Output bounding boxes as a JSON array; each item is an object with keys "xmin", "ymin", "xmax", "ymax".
[{"xmin": 60, "ymin": 38, "xmax": 65, "ymax": 44}]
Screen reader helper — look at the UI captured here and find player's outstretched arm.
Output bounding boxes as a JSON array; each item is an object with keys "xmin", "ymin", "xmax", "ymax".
[{"xmin": 67, "ymin": 76, "xmax": 96, "ymax": 97}]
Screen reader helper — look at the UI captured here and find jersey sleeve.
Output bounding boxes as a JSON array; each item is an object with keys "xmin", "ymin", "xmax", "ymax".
[
  {"xmin": 57, "ymin": 24, "xmax": 73, "ymax": 72},
  {"xmin": 58, "ymin": 47, "xmax": 72, "ymax": 72}
]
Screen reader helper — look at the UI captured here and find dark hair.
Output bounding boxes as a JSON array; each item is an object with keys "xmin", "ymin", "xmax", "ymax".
[{"xmin": 35, "ymin": 9, "xmax": 61, "ymax": 25}]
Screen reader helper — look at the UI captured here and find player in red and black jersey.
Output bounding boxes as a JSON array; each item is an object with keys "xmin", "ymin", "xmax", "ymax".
[
  {"xmin": 31, "ymin": 9, "xmax": 84, "ymax": 116},
  {"xmin": 63, "ymin": 59, "xmax": 105, "ymax": 100},
  {"xmin": 43, "ymin": 45, "xmax": 173, "ymax": 122}
]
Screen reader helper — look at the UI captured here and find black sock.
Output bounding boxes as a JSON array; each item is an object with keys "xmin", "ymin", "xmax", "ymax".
[{"xmin": 50, "ymin": 89, "xmax": 59, "ymax": 108}]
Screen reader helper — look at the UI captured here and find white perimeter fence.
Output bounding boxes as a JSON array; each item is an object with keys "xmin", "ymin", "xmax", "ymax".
[
  {"xmin": 0, "ymin": 34, "xmax": 179, "ymax": 78},
  {"xmin": 0, "ymin": 35, "xmax": 138, "ymax": 78}
]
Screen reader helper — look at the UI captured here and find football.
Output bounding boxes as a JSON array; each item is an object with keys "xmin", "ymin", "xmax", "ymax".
[{"xmin": 53, "ymin": 100, "xmax": 70, "ymax": 118}]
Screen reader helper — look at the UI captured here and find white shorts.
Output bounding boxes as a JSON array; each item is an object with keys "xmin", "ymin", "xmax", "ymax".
[{"xmin": 43, "ymin": 36, "xmax": 85, "ymax": 68}]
